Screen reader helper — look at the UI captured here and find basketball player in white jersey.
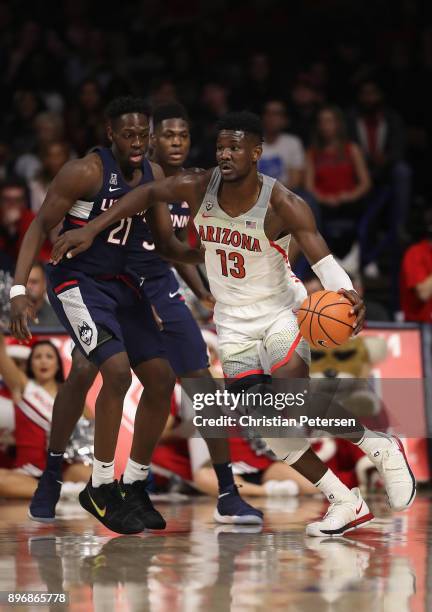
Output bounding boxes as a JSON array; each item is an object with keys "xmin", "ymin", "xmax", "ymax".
[{"xmin": 49, "ymin": 111, "xmax": 415, "ymax": 536}]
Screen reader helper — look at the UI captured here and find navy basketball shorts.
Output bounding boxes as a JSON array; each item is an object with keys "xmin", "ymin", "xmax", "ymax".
[
  {"xmin": 143, "ymin": 271, "xmax": 208, "ymax": 376},
  {"xmin": 46, "ymin": 265, "xmax": 166, "ymax": 368}
]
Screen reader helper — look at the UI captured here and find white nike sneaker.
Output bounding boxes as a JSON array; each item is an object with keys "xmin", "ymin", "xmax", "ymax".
[
  {"xmin": 367, "ymin": 435, "xmax": 416, "ymax": 511},
  {"xmin": 306, "ymin": 488, "xmax": 374, "ymax": 537}
]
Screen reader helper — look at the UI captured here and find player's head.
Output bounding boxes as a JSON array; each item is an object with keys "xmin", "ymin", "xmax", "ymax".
[
  {"xmin": 216, "ymin": 111, "xmax": 263, "ymax": 182},
  {"xmin": 151, "ymin": 103, "xmax": 190, "ymax": 168},
  {"xmin": 26, "ymin": 340, "xmax": 65, "ymax": 386},
  {"xmin": 106, "ymin": 96, "xmax": 150, "ymax": 169}
]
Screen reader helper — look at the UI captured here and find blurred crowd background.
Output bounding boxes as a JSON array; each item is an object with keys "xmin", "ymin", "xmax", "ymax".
[{"xmin": 1, "ymin": 0, "xmax": 432, "ymax": 322}]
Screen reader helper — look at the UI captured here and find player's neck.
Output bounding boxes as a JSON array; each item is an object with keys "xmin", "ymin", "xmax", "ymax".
[
  {"xmin": 219, "ymin": 171, "xmax": 261, "ymax": 209},
  {"xmin": 159, "ymin": 163, "xmax": 183, "ymax": 178}
]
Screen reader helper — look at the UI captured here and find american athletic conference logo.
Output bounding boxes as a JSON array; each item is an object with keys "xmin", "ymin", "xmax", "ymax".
[{"xmin": 78, "ymin": 321, "xmax": 93, "ymax": 346}]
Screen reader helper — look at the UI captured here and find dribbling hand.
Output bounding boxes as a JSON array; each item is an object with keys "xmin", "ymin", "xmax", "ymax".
[{"xmin": 338, "ymin": 288, "xmax": 366, "ymax": 335}]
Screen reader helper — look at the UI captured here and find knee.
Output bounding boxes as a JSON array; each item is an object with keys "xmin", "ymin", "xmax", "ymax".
[
  {"xmin": 149, "ymin": 366, "xmax": 176, "ymax": 399},
  {"xmin": 102, "ymin": 366, "xmax": 132, "ymax": 396},
  {"xmin": 67, "ymin": 357, "xmax": 97, "ymax": 391}
]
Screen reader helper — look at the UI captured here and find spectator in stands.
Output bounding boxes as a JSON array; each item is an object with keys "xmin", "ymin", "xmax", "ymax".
[
  {"xmin": 0, "ymin": 331, "xmax": 91, "ymax": 498},
  {"xmin": 347, "ymin": 79, "xmax": 412, "ymax": 235},
  {"xmin": 26, "ymin": 262, "xmax": 62, "ymax": 330},
  {"xmin": 29, "ymin": 142, "xmax": 71, "ymax": 213},
  {"xmin": 258, "ymin": 99, "xmax": 305, "ymax": 191},
  {"xmin": 193, "ymin": 81, "xmax": 230, "ymax": 168},
  {"xmin": 66, "ymin": 79, "xmax": 105, "ymax": 155},
  {"xmin": 232, "ymin": 52, "xmax": 276, "ymax": 113},
  {"xmin": 400, "ymin": 209, "xmax": 432, "ymax": 323},
  {"xmin": 3, "ymin": 90, "xmax": 44, "ymax": 156},
  {"xmin": 15, "ymin": 111, "xmax": 65, "ymax": 181},
  {"xmin": 0, "ymin": 179, "xmax": 51, "ymax": 263},
  {"xmin": 289, "ymin": 80, "xmax": 323, "ymax": 147},
  {"xmin": 305, "ymin": 105, "xmax": 371, "ymax": 274}
]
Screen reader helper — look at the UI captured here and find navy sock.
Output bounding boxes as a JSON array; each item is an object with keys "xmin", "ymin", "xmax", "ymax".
[
  {"xmin": 46, "ymin": 449, "xmax": 64, "ymax": 473},
  {"xmin": 213, "ymin": 462, "xmax": 235, "ymax": 493}
]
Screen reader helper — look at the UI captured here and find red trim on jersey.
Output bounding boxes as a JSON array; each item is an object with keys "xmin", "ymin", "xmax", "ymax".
[
  {"xmin": 270, "ymin": 332, "xmax": 302, "ymax": 373},
  {"xmin": 67, "ymin": 215, "xmax": 88, "ymax": 226},
  {"xmin": 54, "ymin": 280, "xmax": 78, "ymax": 294},
  {"xmin": 269, "ymin": 240, "xmax": 288, "ymax": 262},
  {"xmin": 269, "ymin": 240, "xmax": 302, "ymax": 283},
  {"xmin": 224, "ymin": 368, "xmax": 265, "ymax": 380}
]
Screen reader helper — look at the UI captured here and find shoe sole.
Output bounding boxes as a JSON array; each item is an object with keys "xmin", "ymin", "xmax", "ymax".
[
  {"xmin": 306, "ymin": 512, "xmax": 375, "ymax": 537},
  {"xmin": 28, "ymin": 510, "xmax": 55, "ymax": 524},
  {"xmin": 214, "ymin": 509, "xmax": 263, "ymax": 525},
  {"xmin": 387, "ymin": 436, "xmax": 417, "ymax": 512},
  {"xmin": 78, "ymin": 490, "xmax": 143, "ymax": 535}
]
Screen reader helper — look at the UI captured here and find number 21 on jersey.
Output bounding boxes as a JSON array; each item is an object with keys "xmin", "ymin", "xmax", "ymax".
[{"xmin": 215, "ymin": 249, "xmax": 246, "ymax": 278}]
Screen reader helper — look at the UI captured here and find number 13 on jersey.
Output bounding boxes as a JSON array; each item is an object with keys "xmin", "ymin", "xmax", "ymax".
[{"xmin": 215, "ymin": 249, "xmax": 246, "ymax": 278}]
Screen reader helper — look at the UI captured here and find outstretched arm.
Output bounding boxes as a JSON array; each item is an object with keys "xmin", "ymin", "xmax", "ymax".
[
  {"xmin": 51, "ymin": 170, "xmax": 209, "ymax": 262},
  {"xmin": 273, "ymin": 188, "xmax": 365, "ymax": 333}
]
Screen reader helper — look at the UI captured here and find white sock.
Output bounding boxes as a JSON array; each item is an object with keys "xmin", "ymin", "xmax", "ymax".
[
  {"xmin": 123, "ymin": 458, "xmax": 150, "ymax": 485},
  {"xmin": 315, "ymin": 469, "xmax": 353, "ymax": 503},
  {"xmin": 92, "ymin": 458, "xmax": 115, "ymax": 488},
  {"xmin": 354, "ymin": 428, "xmax": 392, "ymax": 456}
]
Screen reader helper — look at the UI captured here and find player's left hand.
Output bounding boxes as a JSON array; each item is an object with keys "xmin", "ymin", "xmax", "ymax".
[
  {"xmin": 338, "ymin": 288, "xmax": 366, "ymax": 335},
  {"xmin": 50, "ymin": 227, "xmax": 95, "ymax": 264}
]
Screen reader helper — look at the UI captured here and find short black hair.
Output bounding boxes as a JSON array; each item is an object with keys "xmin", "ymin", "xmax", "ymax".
[
  {"xmin": 216, "ymin": 111, "xmax": 263, "ymax": 142},
  {"xmin": 152, "ymin": 103, "xmax": 189, "ymax": 128},
  {"xmin": 105, "ymin": 96, "xmax": 149, "ymax": 122}
]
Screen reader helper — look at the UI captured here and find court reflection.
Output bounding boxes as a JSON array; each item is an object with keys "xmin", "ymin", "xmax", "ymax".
[{"xmin": 0, "ymin": 493, "xmax": 429, "ymax": 611}]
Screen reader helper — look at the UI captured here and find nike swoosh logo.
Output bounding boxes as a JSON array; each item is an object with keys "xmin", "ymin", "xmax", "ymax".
[
  {"xmin": 317, "ymin": 340, "xmax": 328, "ymax": 348},
  {"xmin": 355, "ymin": 502, "xmax": 363, "ymax": 515},
  {"xmin": 169, "ymin": 291, "xmax": 180, "ymax": 298},
  {"xmin": 218, "ymin": 491, "xmax": 230, "ymax": 499},
  {"xmin": 88, "ymin": 491, "xmax": 106, "ymax": 517},
  {"xmin": 102, "ymin": 463, "xmax": 114, "ymax": 468},
  {"xmin": 109, "ymin": 187, "xmax": 121, "ymax": 192}
]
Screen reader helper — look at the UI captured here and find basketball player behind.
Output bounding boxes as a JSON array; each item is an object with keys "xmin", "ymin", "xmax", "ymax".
[
  {"xmin": 16, "ymin": 101, "xmax": 262, "ymax": 526},
  {"xmin": 8, "ymin": 97, "xmax": 204, "ymax": 535},
  {"xmin": 50, "ymin": 111, "xmax": 416, "ymax": 536}
]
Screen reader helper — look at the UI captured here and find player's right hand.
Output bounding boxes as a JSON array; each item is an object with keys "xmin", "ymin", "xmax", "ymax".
[
  {"xmin": 9, "ymin": 294, "xmax": 36, "ymax": 341},
  {"xmin": 50, "ymin": 227, "xmax": 95, "ymax": 264}
]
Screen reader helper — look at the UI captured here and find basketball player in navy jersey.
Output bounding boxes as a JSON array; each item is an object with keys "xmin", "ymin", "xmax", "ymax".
[
  {"xmin": 51, "ymin": 111, "xmax": 416, "ymax": 536},
  {"xmin": 10, "ymin": 101, "xmax": 262, "ymax": 528},
  {"xmin": 9, "ymin": 97, "xmax": 202, "ymax": 535}
]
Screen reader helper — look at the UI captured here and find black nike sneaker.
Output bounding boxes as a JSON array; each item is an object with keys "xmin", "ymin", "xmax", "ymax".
[
  {"xmin": 78, "ymin": 479, "xmax": 144, "ymax": 535},
  {"xmin": 119, "ymin": 477, "xmax": 166, "ymax": 530}
]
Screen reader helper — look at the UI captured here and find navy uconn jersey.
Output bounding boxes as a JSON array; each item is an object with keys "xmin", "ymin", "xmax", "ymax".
[
  {"xmin": 59, "ymin": 147, "xmax": 154, "ymax": 276},
  {"xmin": 127, "ymin": 200, "xmax": 190, "ymax": 279}
]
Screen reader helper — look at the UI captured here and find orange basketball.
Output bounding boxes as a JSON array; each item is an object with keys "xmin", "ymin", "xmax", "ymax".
[{"xmin": 296, "ymin": 290, "xmax": 355, "ymax": 348}]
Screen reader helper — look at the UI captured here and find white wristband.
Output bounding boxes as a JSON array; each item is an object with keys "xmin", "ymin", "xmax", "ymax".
[
  {"xmin": 9, "ymin": 285, "xmax": 26, "ymax": 300},
  {"xmin": 311, "ymin": 255, "xmax": 354, "ymax": 292}
]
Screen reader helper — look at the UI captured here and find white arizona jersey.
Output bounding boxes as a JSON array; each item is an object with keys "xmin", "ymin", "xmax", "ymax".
[{"xmin": 194, "ymin": 168, "xmax": 306, "ymax": 307}]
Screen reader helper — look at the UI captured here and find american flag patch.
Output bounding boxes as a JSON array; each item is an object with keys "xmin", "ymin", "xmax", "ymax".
[{"xmin": 245, "ymin": 220, "xmax": 256, "ymax": 229}]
